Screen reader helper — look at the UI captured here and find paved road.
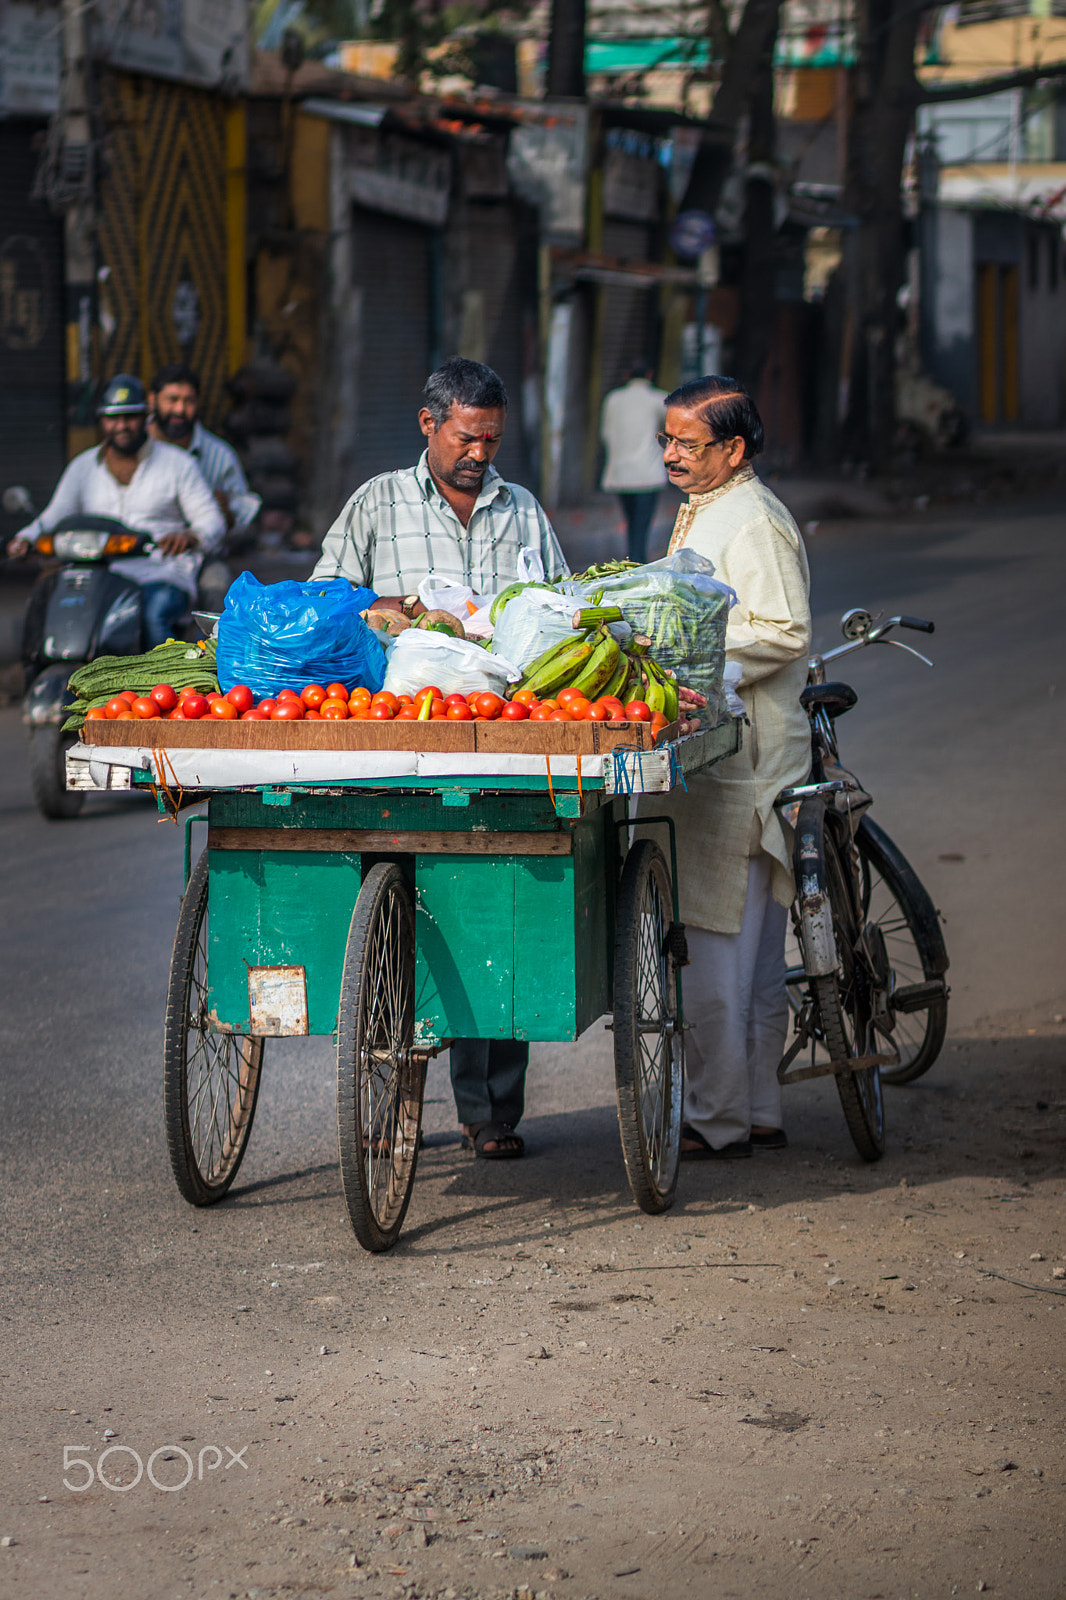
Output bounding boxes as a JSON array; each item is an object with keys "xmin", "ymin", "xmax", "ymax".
[{"xmin": 0, "ymin": 493, "xmax": 1063, "ymax": 1599}]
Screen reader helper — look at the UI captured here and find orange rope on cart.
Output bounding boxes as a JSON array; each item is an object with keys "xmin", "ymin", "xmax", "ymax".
[
  {"xmin": 576, "ymin": 753, "xmax": 583, "ymax": 810},
  {"xmin": 150, "ymin": 748, "xmax": 184, "ymax": 823},
  {"xmin": 544, "ymin": 753, "xmax": 556, "ymax": 812}
]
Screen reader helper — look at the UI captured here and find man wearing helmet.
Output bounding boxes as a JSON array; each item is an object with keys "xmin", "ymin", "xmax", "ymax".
[{"xmin": 10, "ymin": 373, "xmax": 225, "ymax": 645}]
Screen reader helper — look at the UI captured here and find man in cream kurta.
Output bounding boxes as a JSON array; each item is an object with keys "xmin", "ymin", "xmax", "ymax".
[{"xmin": 640, "ymin": 378, "xmax": 811, "ymax": 1157}]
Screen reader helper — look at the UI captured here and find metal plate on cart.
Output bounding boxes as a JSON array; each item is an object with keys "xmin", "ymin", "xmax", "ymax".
[{"xmin": 248, "ymin": 966, "xmax": 309, "ymax": 1036}]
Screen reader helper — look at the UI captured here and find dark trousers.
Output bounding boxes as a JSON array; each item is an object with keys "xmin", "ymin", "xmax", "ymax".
[
  {"xmin": 449, "ymin": 1038, "xmax": 528, "ymax": 1129},
  {"xmin": 618, "ymin": 492, "xmax": 659, "ymax": 565}
]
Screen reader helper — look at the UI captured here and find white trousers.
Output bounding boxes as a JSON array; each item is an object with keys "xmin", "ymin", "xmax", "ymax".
[{"xmin": 683, "ymin": 854, "xmax": 789, "ymax": 1150}]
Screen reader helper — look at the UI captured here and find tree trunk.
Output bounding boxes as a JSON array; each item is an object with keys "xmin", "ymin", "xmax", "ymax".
[
  {"xmin": 844, "ymin": 0, "xmax": 923, "ymax": 471},
  {"xmin": 679, "ymin": 0, "xmax": 782, "ymax": 216},
  {"xmin": 546, "ymin": 0, "xmax": 587, "ymax": 98},
  {"xmin": 734, "ymin": 39, "xmax": 778, "ymax": 395}
]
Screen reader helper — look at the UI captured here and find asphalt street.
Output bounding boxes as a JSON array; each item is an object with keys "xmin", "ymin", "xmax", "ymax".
[{"xmin": 0, "ymin": 492, "xmax": 1063, "ymax": 1600}]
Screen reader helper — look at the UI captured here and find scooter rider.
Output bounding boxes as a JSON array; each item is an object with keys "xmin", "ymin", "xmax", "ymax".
[
  {"xmin": 148, "ymin": 362, "xmax": 260, "ymax": 533},
  {"xmin": 10, "ymin": 373, "xmax": 225, "ymax": 646}
]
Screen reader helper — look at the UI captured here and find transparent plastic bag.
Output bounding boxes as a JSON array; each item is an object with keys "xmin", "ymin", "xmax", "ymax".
[
  {"xmin": 216, "ymin": 572, "xmax": 385, "ymax": 697},
  {"xmin": 382, "ymin": 629, "xmax": 521, "ymax": 698},
  {"xmin": 591, "ymin": 549, "xmax": 735, "ymax": 714}
]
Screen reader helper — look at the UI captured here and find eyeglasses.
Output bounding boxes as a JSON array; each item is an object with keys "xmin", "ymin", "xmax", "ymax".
[{"xmin": 656, "ymin": 432, "xmax": 733, "ymax": 458}]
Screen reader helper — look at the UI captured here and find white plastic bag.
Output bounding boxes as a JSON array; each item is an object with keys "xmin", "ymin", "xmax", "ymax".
[
  {"xmin": 491, "ymin": 587, "xmax": 579, "ymax": 669},
  {"xmin": 517, "ymin": 547, "xmax": 545, "ymax": 583},
  {"xmin": 416, "ymin": 575, "xmax": 483, "ymax": 621},
  {"xmin": 383, "ymin": 629, "xmax": 521, "ymax": 697}
]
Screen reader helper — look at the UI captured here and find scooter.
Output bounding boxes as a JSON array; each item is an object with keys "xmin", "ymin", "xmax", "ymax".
[{"xmin": 3, "ymin": 486, "xmax": 156, "ymax": 819}]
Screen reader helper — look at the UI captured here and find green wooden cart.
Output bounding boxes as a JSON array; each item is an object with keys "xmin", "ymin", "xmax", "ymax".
[{"xmin": 84, "ymin": 721, "xmax": 739, "ymax": 1251}]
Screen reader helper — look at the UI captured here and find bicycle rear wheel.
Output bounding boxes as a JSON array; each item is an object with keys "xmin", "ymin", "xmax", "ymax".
[
  {"xmin": 792, "ymin": 799, "xmax": 884, "ymax": 1161},
  {"xmin": 856, "ymin": 817, "xmax": 949, "ymax": 1085}
]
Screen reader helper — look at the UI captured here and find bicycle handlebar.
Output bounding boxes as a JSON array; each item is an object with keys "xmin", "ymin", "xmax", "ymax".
[{"xmin": 818, "ymin": 613, "xmax": 936, "ymax": 669}]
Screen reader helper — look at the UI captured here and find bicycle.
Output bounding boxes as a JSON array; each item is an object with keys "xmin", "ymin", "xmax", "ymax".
[{"xmin": 775, "ymin": 609, "xmax": 950, "ymax": 1161}]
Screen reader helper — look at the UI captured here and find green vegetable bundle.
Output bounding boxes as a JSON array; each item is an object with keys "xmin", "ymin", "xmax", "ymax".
[{"xmin": 62, "ymin": 639, "xmax": 219, "ymax": 731}]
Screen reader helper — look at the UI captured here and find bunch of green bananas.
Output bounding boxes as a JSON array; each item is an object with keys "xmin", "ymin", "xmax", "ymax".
[{"xmin": 512, "ymin": 624, "xmax": 679, "ymax": 719}]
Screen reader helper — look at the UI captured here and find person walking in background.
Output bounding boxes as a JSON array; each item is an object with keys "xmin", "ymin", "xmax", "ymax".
[{"xmin": 599, "ymin": 363, "xmax": 668, "ymax": 564}]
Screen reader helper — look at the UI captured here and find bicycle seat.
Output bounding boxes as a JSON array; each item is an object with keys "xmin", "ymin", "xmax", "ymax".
[{"xmin": 801, "ymin": 681, "xmax": 858, "ymax": 719}]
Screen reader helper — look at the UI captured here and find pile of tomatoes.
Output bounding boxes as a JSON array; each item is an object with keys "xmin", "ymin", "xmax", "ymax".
[{"xmin": 84, "ymin": 681, "xmax": 671, "ymax": 733}]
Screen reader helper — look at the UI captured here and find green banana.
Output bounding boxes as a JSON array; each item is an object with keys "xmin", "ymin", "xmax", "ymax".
[
  {"xmin": 641, "ymin": 662, "xmax": 666, "ymax": 716},
  {"xmin": 600, "ymin": 650, "xmax": 630, "ymax": 702},
  {"xmin": 658, "ymin": 667, "xmax": 679, "ymax": 722},
  {"xmin": 517, "ymin": 630, "xmax": 591, "ymax": 689},
  {"xmin": 569, "ymin": 631, "xmax": 621, "ymax": 699},
  {"xmin": 521, "ymin": 636, "xmax": 595, "ymax": 697},
  {"xmin": 571, "ymin": 606, "xmax": 623, "ymax": 630}
]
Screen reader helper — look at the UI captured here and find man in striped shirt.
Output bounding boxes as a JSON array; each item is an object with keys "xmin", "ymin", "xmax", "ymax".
[
  {"xmin": 313, "ymin": 358, "xmax": 569, "ymax": 1158},
  {"xmin": 313, "ymin": 357, "xmax": 567, "ymax": 610}
]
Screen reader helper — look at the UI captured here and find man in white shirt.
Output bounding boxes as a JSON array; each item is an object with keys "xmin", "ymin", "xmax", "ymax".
[
  {"xmin": 599, "ymin": 364, "xmax": 668, "ymax": 563},
  {"xmin": 12, "ymin": 373, "xmax": 225, "ymax": 645},
  {"xmin": 148, "ymin": 363, "xmax": 260, "ymax": 532}
]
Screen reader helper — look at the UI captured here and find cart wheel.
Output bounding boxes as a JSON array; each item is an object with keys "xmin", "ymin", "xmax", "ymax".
[
  {"xmin": 613, "ymin": 840, "xmax": 683, "ymax": 1214},
  {"xmin": 336, "ymin": 862, "xmax": 423, "ymax": 1252},
  {"xmin": 164, "ymin": 850, "xmax": 264, "ymax": 1205}
]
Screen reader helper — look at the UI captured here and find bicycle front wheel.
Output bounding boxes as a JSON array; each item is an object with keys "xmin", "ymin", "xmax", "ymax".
[{"xmin": 856, "ymin": 817, "xmax": 949, "ymax": 1085}]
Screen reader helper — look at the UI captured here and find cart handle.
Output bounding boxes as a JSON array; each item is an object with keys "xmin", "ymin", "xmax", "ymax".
[{"xmin": 184, "ymin": 812, "xmax": 208, "ymax": 889}]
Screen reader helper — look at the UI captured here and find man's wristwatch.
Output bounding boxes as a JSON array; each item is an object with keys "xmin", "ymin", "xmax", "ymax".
[{"xmin": 401, "ymin": 594, "xmax": 419, "ymax": 618}]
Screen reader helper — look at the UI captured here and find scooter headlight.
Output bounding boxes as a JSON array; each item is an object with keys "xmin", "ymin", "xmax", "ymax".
[{"xmin": 52, "ymin": 530, "xmax": 112, "ymax": 560}]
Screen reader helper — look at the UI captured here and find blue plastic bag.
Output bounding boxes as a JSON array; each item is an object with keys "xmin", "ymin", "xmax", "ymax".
[{"xmin": 216, "ymin": 572, "xmax": 386, "ymax": 698}]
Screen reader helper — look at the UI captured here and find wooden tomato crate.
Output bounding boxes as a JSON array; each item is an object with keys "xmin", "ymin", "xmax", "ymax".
[{"xmin": 79, "ymin": 717, "xmax": 677, "ymax": 755}]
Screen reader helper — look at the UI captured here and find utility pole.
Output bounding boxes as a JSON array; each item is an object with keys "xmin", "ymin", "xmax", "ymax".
[
  {"xmin": 546, "ymin": 0, "xmax": 587, "ymax": 98},
  {"xmin": 60, "ymin": 0, "xmax": 97, "ymax": 455}
]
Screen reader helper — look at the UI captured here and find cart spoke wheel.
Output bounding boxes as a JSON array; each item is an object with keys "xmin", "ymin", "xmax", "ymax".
[
  {"xmin": 613, "ymin": 840, "xmax": 683, "ymax": 1214},
  {"xmin": 337, "ymin": 863, "xmax": 422, "ymax": 1252},
  {"xmin": 164, "ymin": 850, "xmax": 264, "ymax": 1205}
]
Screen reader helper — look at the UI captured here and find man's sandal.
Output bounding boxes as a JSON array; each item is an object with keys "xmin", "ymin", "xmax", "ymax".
[
  {"xmin": 461, "ymin": 1121, "xmax": 525, "ymax": 1160},
  {"xmin": 680, "ymin": 1124, "xmax": 752, "ymax": 1160}
]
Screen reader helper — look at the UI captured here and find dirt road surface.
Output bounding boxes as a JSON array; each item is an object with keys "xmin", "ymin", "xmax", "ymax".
[{"xmin": 1, "ymin": 496, "xmax": 1063, "ymax": 1600}]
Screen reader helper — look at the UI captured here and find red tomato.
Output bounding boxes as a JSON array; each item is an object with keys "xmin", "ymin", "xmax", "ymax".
[
  {"xmin": 500, "ymin": 701, "xmax": 529, "ymax": 721},
  {"xmin": 414, "ymin": 686, "xmax": 443, "ymax": 705},
  {"xmin": 104, "ymin": 697, "xmax": 129, "ymax": 719},
  {"xmin": 529, "ymin": 705, "xmax": 553, "ymax": 721},
  {"xmin": 474, "ymin": 692, "xmax": 504, "ymax": 720},
  {"xmin": 368, "ymin": 702, "xmax": 393, "ymax": 720},
  {"xmin": 276, "ymin": 689, "xmax": 301, "ymax": 703},
  {"xmin": 548, "ymin": 709, "xmax": 573, "ymax": 722},
  {"xmin": 320, "ymin": 697, "xmax": 349, "ymax": 719},
  {"xmin": 562, "ymin": 695, "xmax": 589, "ymax": 720},
  {"xmin": 301, "ymin": 684, "xmax": 327, "ymax": 709},
  {"xmin": 225, "ymin": 684, "xmax": 254, "ymax": 713},
  {"xmin": 167, "ymin": 709, "xmax": 186, "ymax": 720},
  {"xmin": 599, "ymin": 696, "xmax": 625, "ymax": 719},
  {"xmin": 396, "ymin": 694, "xmax": 414, "ymax": 708},
  {"xmin": 211, "ymin": 699, "xmax": 238, "ymax": 720},
  {"xmin": 325, "ymin": 682, "xmax": 348, "ymax": 701},
  {"xmin": 304, "ymin": 708, "xmax": 322, "ymax": 720},
  {"xmin": 556, "ymin": 687, "xmax": 586, "ymax": 708},
  {"xmin": 182, "ymin": 694, "xmax": 209, "ymax": 720},
  {"xmin": 371, "ymin": 691, "xmax": 399, "ymax": 712},
  {"xmin": 130, "ymin": 696, "xmax": 160, "ymax": 719},
  {"xmin": 119, "ymin": 689, "xmax": 139, "ymax": 705},
  {"xmin": 150, "ymin": 683, "xmax": 177, "ymax": 712},
  {"xmin": 256, "ymin": 699, "xmax": 277, "ymax": 716},
  {"xmin": 395, "ymin": 708, "xmax": 417, "ymax": 720},
  {"xmin": 624, "ymin": 701, "xmax": 652, "ymax": 722},
  {"xmin": 511, "ymin": 688, "xmax": 536, "ymax": 706},
  {"xmin": 444, "ymin": 694, "xmax": 469, "ymax": 711},
  {"xmin": 241, "ymin": 709, "xmax": 269, "ymax": 720},
  {"xmin": 446, "ymin": 702, "xmax": 473, "ymax": 720},
  {"xmin": 114, "ymin": 711, "xmax": 136, "ymax": 720},
  {"xmin": 84, "ymin": 707, "xmax": 108, "ymax": 721},
  {"xmin": 582, "ymin": 700, "xmax": 610, "ymax": 722},
  {"xmin": 271, "ymin": 701, "xmax": 304, "ymax": 720},
  {"xmin": 349, "ymin": 687, "xmax": 372, "ymax": 709},
  {"xmin": 466, "ymin": 692, "xmax": 481, "ymax": 709}
]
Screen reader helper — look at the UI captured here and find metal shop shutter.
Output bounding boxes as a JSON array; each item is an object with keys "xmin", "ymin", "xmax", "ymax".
[
  {"xmin": 348, "ymin": 205, "xmax": 431, "ymax": 486},
  {"xmin": 460, "ymin": 200, "xmax": 537, "ymax": 489},
  {"xmin": 0, "ymin": 121, "xmax": 66, "ymax": 543},
  {"xmin": 601, "ymin": 219, "xmax": 656, "ymax": 397}
]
